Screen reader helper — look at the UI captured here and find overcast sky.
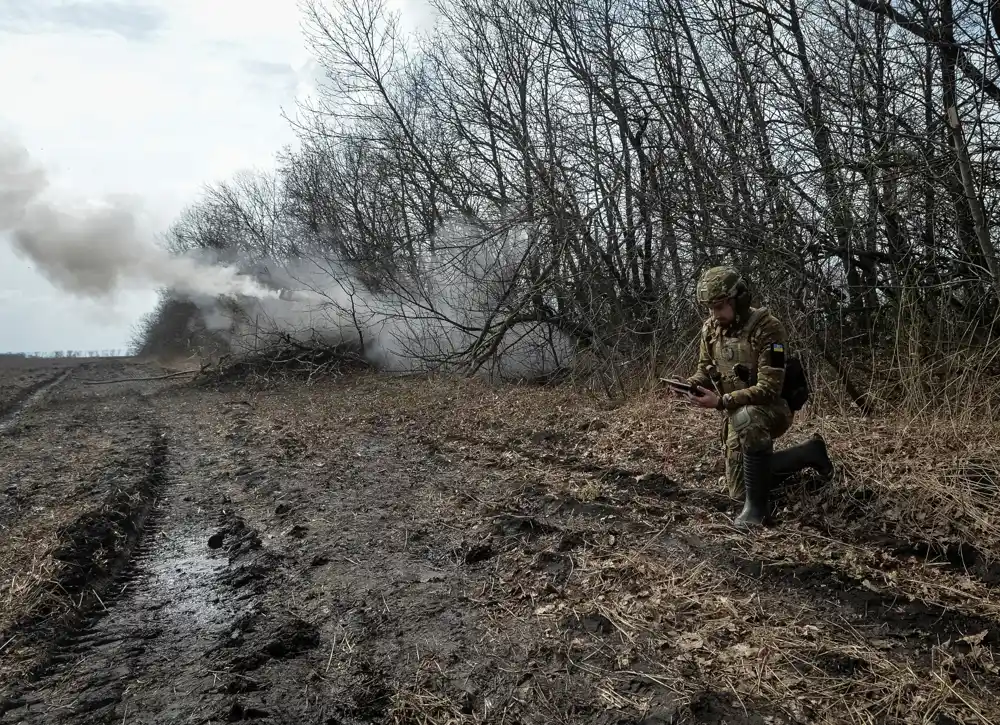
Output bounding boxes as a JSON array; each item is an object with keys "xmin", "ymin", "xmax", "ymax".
[{"xmin": 0, "ymin": 0, "xmax": 431, "ymax": 354}]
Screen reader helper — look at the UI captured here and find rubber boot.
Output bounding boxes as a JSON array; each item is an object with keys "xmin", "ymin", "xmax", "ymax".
[
  {"xmin": 734, "ymin": 447, "xmax": 771, "ymax": 528},
  {"xmin": 772, "ymin": 433, "xmax": 833, "ymax": 481}
]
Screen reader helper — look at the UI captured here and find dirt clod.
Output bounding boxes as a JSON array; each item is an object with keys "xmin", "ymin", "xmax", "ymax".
[{"xmin": 226, "ymin": 700, "xmax": 269, "ymax": 721}]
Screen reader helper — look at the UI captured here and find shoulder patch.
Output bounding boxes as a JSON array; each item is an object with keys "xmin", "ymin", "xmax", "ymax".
[{"xmin": 770, "ymin": 342, "xmax": 785, "ymax": 368}]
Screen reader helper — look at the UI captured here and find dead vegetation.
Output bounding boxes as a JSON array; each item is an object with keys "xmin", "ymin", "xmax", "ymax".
[
  {"xmin": 227, "ymin": 370, "xmax": 1000, "ymax": 724},
  {"xmin": 0, "ymin": 365, "xmax": 163, "ymax": 686},
  {"xmin": 3, "ymin": 355, "xmax": 1000, "ymax": 724},
  {"xmin": 198, "ymin": 344, "xmax": 370, "ymax": 388}
]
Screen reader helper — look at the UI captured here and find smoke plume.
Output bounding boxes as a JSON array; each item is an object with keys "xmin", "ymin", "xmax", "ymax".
[
  {"xmin": 0, "ymin": 140, "xmax": 278, "ymax": 300},
  {"xmin": 0, "ymin": 138, "xmax": 573, "ymax": 379},
  {"xmin": 212, "ymin": 225, "xmax": 575, "ymax": 379}
]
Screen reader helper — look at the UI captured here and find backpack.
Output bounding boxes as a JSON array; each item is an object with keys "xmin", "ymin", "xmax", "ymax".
[
  {"xmin": 781, "ymin": 355, "xmax": 810, "ymax": 411},
  {"xmin": 742, "ymin": 308, "xmax": 810, "ymax": 412}
]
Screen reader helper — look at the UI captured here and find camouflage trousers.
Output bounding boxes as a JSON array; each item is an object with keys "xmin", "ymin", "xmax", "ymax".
[{"xmin": 721, "ymin": 400, "xmax": 794, "ymax": 499}]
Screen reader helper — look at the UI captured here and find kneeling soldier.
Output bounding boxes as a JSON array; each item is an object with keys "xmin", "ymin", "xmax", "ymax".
[{"xmin": 671, "ymin": 266, "xmax": 833, "ymax": 528}]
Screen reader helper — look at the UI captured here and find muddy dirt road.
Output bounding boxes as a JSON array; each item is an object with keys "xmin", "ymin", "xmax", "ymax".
[{"xmin": 0, "ymin": 358, "xmax": 998, "ymax": 724}]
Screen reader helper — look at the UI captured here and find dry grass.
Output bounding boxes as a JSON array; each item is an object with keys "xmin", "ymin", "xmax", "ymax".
[
  {"xmin": 395, "ymin": 374, "xmax": 1000, "ymax": 559},
  {"xmin": 3, "ymin": 361, "xmax": 999, "ymax": 723},
  {"xmin": 249, "ymin": 370, "xmax": 1000, "ymax": 580},
  {"xmin": 464, "ymin": 524, "xmax": 1000, "ymax": 723},
  {"xmin": 0, "ymin": 386, "xmax": 149, "ymax": 684},
  {"xmin": 0, "ymin": 523, "xmax": 78, "ymax": 679},
  {"xmin": 251, "ymin": 370, "xmax": 1000, "ymax": 724},
  {"xmin": 817, "ymin": 415, "xmax": 1000, "ymax": 558}
]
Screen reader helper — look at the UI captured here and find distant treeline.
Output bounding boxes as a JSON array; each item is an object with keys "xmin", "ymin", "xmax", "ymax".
[{"xmin": 0, "ymin": 350, "xmax": 129, "ymax": 359}]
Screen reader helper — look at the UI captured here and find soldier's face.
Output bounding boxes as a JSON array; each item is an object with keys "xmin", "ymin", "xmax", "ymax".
[{"xmin": 708, "ymin": 298, "xmax": 735, "ymax": 326}]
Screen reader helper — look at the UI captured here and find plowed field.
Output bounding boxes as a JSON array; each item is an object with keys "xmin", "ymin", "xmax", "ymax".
[{"xmin": 0, "ymin": 358, "xmax": 996, "ymax": 725}]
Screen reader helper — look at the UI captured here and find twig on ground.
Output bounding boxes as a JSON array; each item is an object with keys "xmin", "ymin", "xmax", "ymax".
[{"xmin": 79, "ymin": 370, "xmax": 201, "ymax": 385}]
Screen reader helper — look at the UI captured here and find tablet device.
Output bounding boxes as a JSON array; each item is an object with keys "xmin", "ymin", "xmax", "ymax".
[{"xmin": 660, "ymin": 378, "xmax": 701, "ymax": 395}]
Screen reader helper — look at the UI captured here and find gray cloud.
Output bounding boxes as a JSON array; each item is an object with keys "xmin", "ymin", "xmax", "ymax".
[
  {"xmin": 242, "ymin": 59, "xmax": 295, "ymax": 77},
  {"xmin": 0, "ymin": 0, "xmax": 165, "ymax": 41},
  {"xmin": 241, "ymin": 59, "xmax": 299, "ymax": 97}
]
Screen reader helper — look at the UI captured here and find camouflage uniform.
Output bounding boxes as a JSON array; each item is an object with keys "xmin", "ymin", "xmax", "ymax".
[
  {"xmin": 682, "ymin": 265, "xmax": 832, "ymax": 529},
  {"xmin": 687, "ymin": 306, "xmax": 794, "ymax": 499}
]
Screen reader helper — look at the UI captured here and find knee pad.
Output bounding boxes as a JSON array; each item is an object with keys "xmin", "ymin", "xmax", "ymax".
[{"xmin": 730, "ymin": 407, "xmax": 775, "ymax": 455}]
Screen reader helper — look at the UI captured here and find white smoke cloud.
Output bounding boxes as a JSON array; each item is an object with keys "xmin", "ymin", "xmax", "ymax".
[
  {"xmin": 216, "ymin": 224, "xmax": 576, "ymax": 379},
  {"xmin": 0, "ymin": 137, "xmax": 574, "ymax": 380},
  {"xmin": 0, "ymin": 139, "xmax": 279, "ymax": 301}
]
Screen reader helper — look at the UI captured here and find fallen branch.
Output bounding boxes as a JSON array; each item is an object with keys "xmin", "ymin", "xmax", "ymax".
[{"xmin": 79, "ymin": 369, "xmax": 203, "ymax": 385}]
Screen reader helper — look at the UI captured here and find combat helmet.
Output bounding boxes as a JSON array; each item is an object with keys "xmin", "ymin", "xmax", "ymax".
[{"xmin": 696, "ymin": 265, "xmax": 751, "ymax": 314}]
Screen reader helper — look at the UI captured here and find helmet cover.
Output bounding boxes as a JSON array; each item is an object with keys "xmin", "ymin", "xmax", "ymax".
[{"xmin": 696, "ymin": 266, "xmax": 744, "ymax": 305}]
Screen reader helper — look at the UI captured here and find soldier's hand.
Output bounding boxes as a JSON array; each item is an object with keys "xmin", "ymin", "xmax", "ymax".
[{"xmin": 687, "ymin": 387, "xmax": 721, "ymax": 409}]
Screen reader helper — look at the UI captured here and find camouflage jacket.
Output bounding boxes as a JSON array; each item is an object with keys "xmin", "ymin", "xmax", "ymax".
[{"xmin": 686, "ymin": 307, "xmax": 787, "ymax": 411}]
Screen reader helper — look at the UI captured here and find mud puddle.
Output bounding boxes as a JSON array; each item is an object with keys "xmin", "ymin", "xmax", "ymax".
[
  {"xmin": 3, "ymin": 522, "xmax": 234, "ymax": 723},
  {"xmin": 3, "ymin": 420, "xmax": 240, "ymax": 724},
  {"xmin": 143, "ymin": 524, "xmax": 231, "ymax": 630}
]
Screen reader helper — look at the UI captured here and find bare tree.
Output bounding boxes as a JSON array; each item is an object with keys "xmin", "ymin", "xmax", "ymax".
[{"xmin": 135, "ymin": 0, "xmax": 1000, "ymax": 405}]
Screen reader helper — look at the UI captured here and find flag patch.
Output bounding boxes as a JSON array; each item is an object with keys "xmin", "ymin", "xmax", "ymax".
[{"xmin": 770, "ymin": 342, "xmax": 785, "ymax": 368}]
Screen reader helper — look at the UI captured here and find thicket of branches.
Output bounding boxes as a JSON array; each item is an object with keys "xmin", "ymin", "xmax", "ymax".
[{"xmin": 140, "ymin": 0, "xmax": 1000, "ymax": 411}]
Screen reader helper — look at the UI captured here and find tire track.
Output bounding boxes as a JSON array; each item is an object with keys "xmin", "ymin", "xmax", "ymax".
[
  {"xmin": 3, "ymin": 379, "xmax": 330, "ymax": 725},
  {"xmin": 480, "ymin": 460, "xmax": 1000, "ymax": 697},
  {"xmin": 509, "ymin": 464, "xmax": 1000, "ymax": 646},
  {"xmin": 0, "ymin": 390, "xmax": 294, "ymax": 725},
  {"xmin": 485, "ymin": 438, "xmax": 1000, "ymax": 599},
  {"xmin": 0, "ymin": 369, "xmax": 72, "ymax": 435},
  {"xmin": 0, "ymin": 424, "xmax": 167, "ymax": 721},
  {"xmin": 475, "ymin": 477, "xmax": 1000, "ymax": 723},
  {"xmin": 789, "ymin": 487, "xmax": 1000, "ymax": 589}
]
